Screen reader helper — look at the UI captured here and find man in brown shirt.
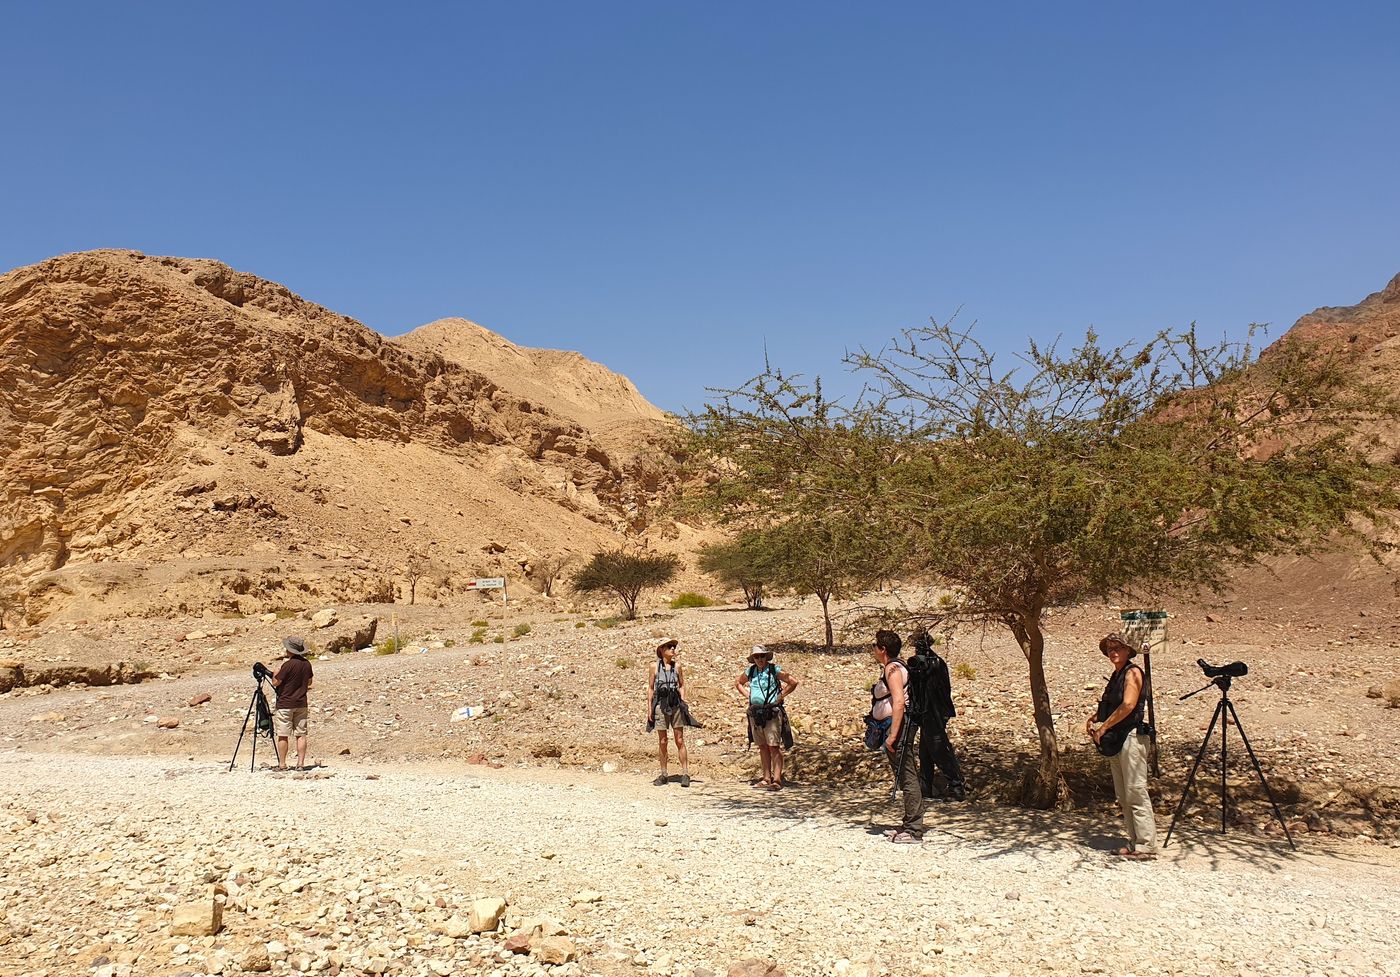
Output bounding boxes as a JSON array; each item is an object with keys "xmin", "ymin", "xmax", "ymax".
[{"xmin": 272, "ymin": 636, "xmax": 314, "ymax": 771}]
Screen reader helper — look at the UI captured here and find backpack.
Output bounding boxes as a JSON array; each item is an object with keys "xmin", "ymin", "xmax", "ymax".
[{"xmin": 906, "ymin": 650, "xmax": 955, "ymax": 725}]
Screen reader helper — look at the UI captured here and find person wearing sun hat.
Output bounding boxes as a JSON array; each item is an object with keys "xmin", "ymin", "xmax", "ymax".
[
  {"xmin": 734, "ymin": 645, "xmax": 799, "ymax": 790},
  {"xmin": 272, "ymin": 635, "xmax": 314, "ymax": 772},
  {"xmin": 646, "ymin": 637, "xmax": 701, "ymax": 786},
  {"xmin": 1087, "ymin": 632, "xmax": 1158, "ymax": 859}
]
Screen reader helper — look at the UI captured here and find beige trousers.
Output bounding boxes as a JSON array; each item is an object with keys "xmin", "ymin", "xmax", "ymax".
[{"xmin": 1108, "ymin": 732, "xmax": 1158, "ymax": 854}]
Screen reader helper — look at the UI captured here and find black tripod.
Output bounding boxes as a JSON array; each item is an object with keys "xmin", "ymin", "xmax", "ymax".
[
  {"xmin": 228, "ymin": 664, "xmax": 278, "ymax": 772},
  {"xmin": 1163, "ymin": 665, "xmax": 1296, "ymax": 850}
]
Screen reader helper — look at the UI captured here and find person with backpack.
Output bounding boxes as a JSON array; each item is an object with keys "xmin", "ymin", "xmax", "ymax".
[
  {"xmin": 646, "ymin": 637, "xmax": 701, "ymax": 787},
  {"xmin": 734, "ymin": 645, "xmax": 798, "ymax": 790},
  {"xmin": 1087, "ymin": 632, "xmax": 1158, "ymax": 860},
  {"xmin": 870, "ymin": 630, "xmax": 926, "ymax": 843},
  {"xmin": 908, "ymin": 631, "xmax": 966, "ymax": 801}
]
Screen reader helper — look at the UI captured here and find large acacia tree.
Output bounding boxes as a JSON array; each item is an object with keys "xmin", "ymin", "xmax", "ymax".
[{"xmin": 689, "ymin": 320, "xmax": 1397, "ymax": 807}]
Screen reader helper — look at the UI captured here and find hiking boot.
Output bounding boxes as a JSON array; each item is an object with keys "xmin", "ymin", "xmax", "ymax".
[
  {"xmin": 653, "ymin": 774, "xmax": 668, "ymax": 786},
  {"xmin": 890, "ymin": 831, "xmax": 923, "ymax": 844},
  {"xmin": 947, "ymin": 787, "xmax": 966, "ymax": 801},
  {"xmin": 679, "ymin": 774, "xmax": 691, "ymax": 787}
]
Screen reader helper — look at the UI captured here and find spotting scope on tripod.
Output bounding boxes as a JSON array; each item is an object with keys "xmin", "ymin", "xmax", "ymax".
[
  {"xmin": 227, "ymin": 661, "xmax": 278, "ymax": 772},
  {"xmin": 1162, "ymin": 659, "xmax": 1296, "ymax": 850}
]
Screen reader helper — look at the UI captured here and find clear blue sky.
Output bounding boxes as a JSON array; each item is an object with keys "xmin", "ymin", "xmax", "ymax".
[{"xmin": 4, "ymin": 3, "xmax": 1397, "ymax": 414}]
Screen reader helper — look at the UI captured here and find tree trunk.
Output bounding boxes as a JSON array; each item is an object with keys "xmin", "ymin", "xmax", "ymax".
[
  {"xmin": 409, "ymin": 580, "xmax": 417, "ymax": 606},
  {"xmin": 1005, "ymin": 610, "xmax": 1068, "ymax": 809},
  {"xmin": 818, "ymin": 591, "xmax": 833, "ymax": 649}
]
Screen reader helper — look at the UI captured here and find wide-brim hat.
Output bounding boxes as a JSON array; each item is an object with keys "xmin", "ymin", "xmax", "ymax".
[
  {"xmin": 282, "ymin": 635, "xmax": 307, "ymax": 657},
  {"xmin": 655, "ymin": 637, "xmax": 679, "ymax": 654},
  {"xmin": 1098, "ymin": 633, "xmax": 1138, "ymax": 658},
  {"xmin": 747, "ymin": 644, "xmax": 774, "ymax": 664}
]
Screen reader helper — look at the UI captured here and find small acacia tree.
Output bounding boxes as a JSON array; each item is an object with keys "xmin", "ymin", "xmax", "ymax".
[
  {"xmin": 756, "ymin": 518, "xmax": 885, "ymax": 649},
  {"xmin": 691, "ymin": 319, "xmax": 1397, "ymax": 807},
  {"xmin": 402, "ymin": 545, "xmax": 430, "ymax": 606},
  {"xmin": 697, "ymin": 534, "xmax": 776, "ymax": 610},
  {"xmin": 573, "ymin": 548, "xmax": 681, "ymax": 620},
  {"xmin": 531, "ymin": 553, "xmax": 576, "ymax": 598}
]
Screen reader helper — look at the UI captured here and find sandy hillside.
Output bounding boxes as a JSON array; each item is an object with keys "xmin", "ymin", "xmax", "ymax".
[{"xmin": 0, "ymin": 251, "xmax": 681, "ymax": 624}]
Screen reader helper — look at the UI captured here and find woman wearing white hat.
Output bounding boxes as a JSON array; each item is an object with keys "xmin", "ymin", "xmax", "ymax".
[
  {"xmin": 734, "ymin": 645, "xmax": 799, "ymax": 790},
  {"xmin": 647, "ymin": 638, "xmax": 700, "ymax": 786}
]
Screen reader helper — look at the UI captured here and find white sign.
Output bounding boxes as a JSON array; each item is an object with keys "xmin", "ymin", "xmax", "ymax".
[
  {"xmin": 1119, "ymin": 610, "xmax": 1168, "ymax": 652},
  {"xmin": 464, "ymin": 578, "xmax": 506, "ymax": 590}
]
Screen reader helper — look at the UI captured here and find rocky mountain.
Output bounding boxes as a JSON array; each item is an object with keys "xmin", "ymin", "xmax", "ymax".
[{"xmin": 0, "ymin": 250, "xmax": 680, "ymax": 623}]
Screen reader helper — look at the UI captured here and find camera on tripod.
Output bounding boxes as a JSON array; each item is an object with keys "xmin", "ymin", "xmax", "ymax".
[
  {"xmin": 1197, "ymin": 659, "xmax": 1248, "ymax": 679},
  {"xmin": 252, "ymin": 661, "xmax": 276, "ymax": 682},
  {"xmin": 229, "ymin": 661, "xmax": 279, "ymax": 772}
]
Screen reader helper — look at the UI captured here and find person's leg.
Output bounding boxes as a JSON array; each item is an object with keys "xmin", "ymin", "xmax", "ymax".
[
  {"xmin": 674, "ymin": 728, "xmax": 689, "ymax": 783},
  {"xmin": 769, "ymin": 735, "xmax": 784, "ymax": 787},
  {"xmin": 889, "ymin": 748, "xmax": 926, "ymax": 837},
  {"xmin": 756, "ymin": 744, "xmax": 774, "ymax": 784},
  {"xmin": 929, "ymin": 726, "xmax": 965, "ymax": 796},
  {"xmin": 1108, "ymin": 744, "xmax": 1134, "ymax": 853},
  {"xmin": 295, "ymin": 735, "xmax": 308, "ymax": 769},
  {"xmin": 275, "ymin": 736, "xmax": 289, "ymax": 769},
  {"xmin": 655, "ymin": 730, "xmax": 669, "ymax": 784},
  {"xmin": 1123, "ymin": 734, "xmax": 1158, "ymax": 855}
]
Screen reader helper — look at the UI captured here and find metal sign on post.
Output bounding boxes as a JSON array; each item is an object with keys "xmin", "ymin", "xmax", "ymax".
[
  {"xmin": 1120, "ymin": 609, "xmax": 1168, "ymax": 776},
  {"xmin": 465, "ymin": 577, "xmax": 508, "ymax": 604}
]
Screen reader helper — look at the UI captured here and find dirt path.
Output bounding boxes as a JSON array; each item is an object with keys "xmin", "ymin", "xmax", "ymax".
[{"xmin": 3, "ymin": 750, "xmax": 1398, "ymax": 977}]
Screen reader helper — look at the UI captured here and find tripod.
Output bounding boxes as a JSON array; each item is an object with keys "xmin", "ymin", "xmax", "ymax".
[
  {"xmin": 228, "ymin": 672, "xmax": 277, "ymax": 772},
  {"xmin": 1163, "ymin": 674, "xmax": 1296, "ymax": 850}
]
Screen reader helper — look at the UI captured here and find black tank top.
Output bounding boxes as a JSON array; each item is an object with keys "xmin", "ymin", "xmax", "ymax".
[{"xmin": 1096, "ymin": 663, "xmax": 1145, "ymax": 754}]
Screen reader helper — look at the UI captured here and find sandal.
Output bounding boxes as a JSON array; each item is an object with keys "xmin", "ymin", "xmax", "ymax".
[
  {"xmin": 1111, "ymin": 847, "xmax": 1133, "ymax": 857},
  {"xmin": 765, "ymin": 781, "xmax": 782, "ymax": 791},
  {"xmin": 752, "ymin": 779, "xmax": 772, "ymax": 789},
  {"xmin": 1126, "ymin": 851, "xmax": 1158, "ymax": 861}
]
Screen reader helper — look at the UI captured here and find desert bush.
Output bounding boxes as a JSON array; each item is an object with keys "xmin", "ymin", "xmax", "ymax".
[
  {"xmin": 512, "ymin": 623, "xmax": 532, "ymax": 637},
  {"xmin": 572, "ymin": 548, "xmax": 680, "ymax": 620},
  {"xmin": 375, "ymin": 634, "xmax": 408, "ymax": 655},
  {"xmin": 669, "ymin": 592, "xmax": 715, "ymax": 609},
  {"xmin": 954, "ymin": 662, "xmax": 977, "ymax": 681},
  {"xmin": 471, "ymin": 619, "xmax": 489, "ymax": 628},
  {"xmin": 614, "ymin": 657, "xmax": 634, "ymax": 669},
  {"xmin": 493, "ymin": 634, "xmax": 506, "ymax": 644}
]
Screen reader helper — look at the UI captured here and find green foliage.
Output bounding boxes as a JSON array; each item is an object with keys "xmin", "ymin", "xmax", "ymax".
[
  {"xmin": 953, "ymin": 662, "xmax": 977, "ymax": 681},
  {"xmin": 470, "ymin": 619, "xmax": 489, "ymax": 628},
  {"xmin": 493, "ymin": 634, "xmax": 506, "ymax": 644},
  {"xmin": 574, "ymin": 620, "xmax": 587, "ymax": 629},
  {"xmin": 697, "ymin": 535, "xmax": 779, "ymax": 610},
  {"xmin": 469, "ymin": 629, "xmax": 487, "ymax": 644},
  {"xmin": 375, "ymin": 634, "xmax": 408, "ymax": 655},
  {"xmin": 669, "ymin": 592, "xmax": 715, "ymax": 609},
  {"xmin": 572, "ymin": 549, "xmax": 681, "ymax": 620},
  {"xmin": 443, "ymin": 638, "xmax": 457, "ymax": 648},
  {"xmin": 687, "ymin": 317, "xmax": 1398, "ymax": 806},
  {"xmin": 614, "ymin": 656, "xmax": 634, "ymax": 669},
  {"xmin": 512, "ymin": 623, "xmax": 532, "ymax": 637}
]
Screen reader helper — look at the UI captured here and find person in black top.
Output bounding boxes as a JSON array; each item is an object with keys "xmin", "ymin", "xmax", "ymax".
[
  {"xmin": 272, "ymin": 636, "xmax": 314, "ymax": 772},
  {"xmin": 909, "ymin": 632, "xmax": 965, "ymax": 801},
  {"xmin": 1087, "ymin": 633, "xmax": 1157, "ymax": 859}
]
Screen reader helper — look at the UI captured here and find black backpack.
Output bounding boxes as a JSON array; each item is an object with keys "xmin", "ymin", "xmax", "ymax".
[{"xmin": 906, "ymin": 647, "xmax": 955, "ymax": 725}]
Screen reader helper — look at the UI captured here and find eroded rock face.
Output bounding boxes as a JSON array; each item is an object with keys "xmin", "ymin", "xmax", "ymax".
[{"xmin": 0, "ymin": 250, "xmax": 679, "ymax": 621}]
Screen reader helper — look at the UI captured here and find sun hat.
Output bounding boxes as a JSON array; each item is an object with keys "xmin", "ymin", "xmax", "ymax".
[
  {"xmin": 1098, "ymin": 633, "xmax": 1138, "ymax": 658},
  {"xmin": 655, "ymin": 637, "xmax": 679, "ymax": 655},
  {"xmin": 747, "ymin": 644, "xmax": 774, "ymax": 664},
  {"xmin": 282, "ymin": 635, "xmax": 307, "ymax": 657}
]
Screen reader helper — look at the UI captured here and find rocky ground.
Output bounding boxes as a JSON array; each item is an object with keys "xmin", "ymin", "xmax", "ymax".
[{"xmin": 2, "ymin": 597, "xmax": 1399, "ymax": 976}]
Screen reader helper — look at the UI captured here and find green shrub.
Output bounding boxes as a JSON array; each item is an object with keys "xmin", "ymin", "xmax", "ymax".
[
  {"xmin": 614, "ymin": 656, "xmax": 633, "ymax": 669},
  {"xmin": 470, "ymin": 619, "xmax": 489, "ymax": 628},
  {"xmin": 953, "ymin": 662, "xmax": 977, "ymax": 681},
  {"xmin": 493, "ymin": 634, "xmax": 506, "ymax": 644},
  {"xmin": 443, "ymin": 638, "xmax": 457, "ymax": 648},
  {"xmin": 669, "ymin": 592, "xmax": 715, "ymax": 609},
  {"xmin": 375, "ymin": 634, "xmax": 408, "ymax": 655},
  {"xmin": 593, "ymin": 617, "xmax": 620, "ymax": 630},
  {"xmin": 512, "ymin": 623, "xmax": 532, "ymax": 638},
  {"xmin": 469, "ymin": 628, "xmax": 487, "ymax": 644},
  {"xmin": 574, "ymin": 621, "xmax": 587, "ymax": 629}
]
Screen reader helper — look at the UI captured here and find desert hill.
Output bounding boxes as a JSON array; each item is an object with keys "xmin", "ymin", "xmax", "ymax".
[{"xmin": 0, "ymin": 250, "xmax": 681, "ymax": 623}]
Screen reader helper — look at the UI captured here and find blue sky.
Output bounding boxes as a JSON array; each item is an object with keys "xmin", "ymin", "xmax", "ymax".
[{"xmin": 3, "ymin": 3, "xmax": 1397, "ymax": 414}]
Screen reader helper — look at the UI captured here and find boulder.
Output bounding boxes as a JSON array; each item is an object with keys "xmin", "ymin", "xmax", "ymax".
[
  {"xmin": 187, "ymin": 693, "xmax": 212, "ymax": 707},
  {"xmin": 311, "ymin": 608, "xmax": 338, "ymax": 629},
  {"xmin": 469, "ymin": 896, "xmax": 507, "ymax": 933},
  {"xmin": 323, "ymin": 615, "xmax": 378, "ymax": 655},
  {"xmin": 240, "ymin": 945, "xmax": 272, "ymax": 973},
  {"xmin": 156, "ymin": 717, "xmax": 180, "ymax": 729},
  {"xmin": 534, "ymin": 937, "xmax": 578, "ymax": 965},
  {"xmin": 170, "ymin": 898, "xmax": 222, "ymax": 936},
  {"xmin": 503, "ymin": 932, "xmax": 532, "ymax": 955}
]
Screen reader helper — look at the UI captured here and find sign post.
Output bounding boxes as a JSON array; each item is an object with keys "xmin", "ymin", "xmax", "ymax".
[
  {"xmin": 1120, "ymin": 609, "xmax": 1168, "ymax": 777},
  {"xmin": 465, "ymin": 577, "xmax": 508, "ymax": 605}
]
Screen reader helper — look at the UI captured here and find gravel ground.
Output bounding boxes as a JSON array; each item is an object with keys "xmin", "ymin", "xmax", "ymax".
[{"xmin": 3, "ymin": 750, "xmax": 1399, "ymax": 977}]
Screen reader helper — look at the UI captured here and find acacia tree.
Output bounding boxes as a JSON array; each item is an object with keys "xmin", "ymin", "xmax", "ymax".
[
  {"xmin": 573, "ymin": 548, "xmax": 681, "ymax": 620},
  {"xmin": 531, "ymin": 552, "xmax": 576, "ymax": 598},
  {"xmin": 402, "ymin": 545, "xmax": 430, "ymax": 606},
  {"xmin": 757, "ymin": 518, "xmax": 885, "ymax": 649},
  {"xmin": 690, "ymin": 321, "xmax": 1397, "ymax": 807},
  {"xmin": 697, "ymin": 534, "xmax": 776, "ymax": 610}
]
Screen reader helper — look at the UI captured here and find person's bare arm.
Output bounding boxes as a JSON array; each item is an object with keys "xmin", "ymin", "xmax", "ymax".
[
  {"xmin": 647, "ymin": 662, "xmax": 657, "ymax": 718},
  {"xmin": 778, "ymin": 672, "xmax": 798, "ymax": 701},
  {"xmin": 1092, "ymin": 669, "xmax": 1143, "ymax": 744},
  {"xmin": 886, "ymin": 665, "xmax": 906, "ymax": 753},
  {"xmin": 676, "ymin": 663, "xmax": 686, "ymax": 697},
  {"xmin": 734, "ymin": 671, "xmax": 750, "ymax": 698}
]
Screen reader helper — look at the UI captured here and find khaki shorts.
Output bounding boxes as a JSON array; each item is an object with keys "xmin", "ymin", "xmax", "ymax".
[
  {"xmin": 749, "ymin": 712, "xmax": 782, "ymax": 747},
  {"xmin": 274, "ymin": 707, "xmax": 309, "ymax": 738}
]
